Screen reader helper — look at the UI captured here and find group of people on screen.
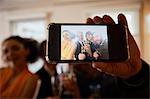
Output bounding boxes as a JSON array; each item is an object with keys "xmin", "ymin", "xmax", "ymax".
[{"xmin": 61, "ymin": 30, "xmax": 109, "ymax": 61}]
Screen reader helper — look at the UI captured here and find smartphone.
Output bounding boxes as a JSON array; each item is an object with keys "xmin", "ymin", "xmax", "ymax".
[{"xmin": 48, "ymin": 23, "xmax": 129, "ymax": 62}]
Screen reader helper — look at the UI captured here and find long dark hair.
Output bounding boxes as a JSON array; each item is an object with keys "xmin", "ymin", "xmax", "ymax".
[{"xmin": 2, "ymin": 36, "xmax": 40, "ymax": 63}]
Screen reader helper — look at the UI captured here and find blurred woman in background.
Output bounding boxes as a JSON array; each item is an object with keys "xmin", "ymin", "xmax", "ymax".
[
  {"xmin": 0, "ymin": 36, "xmax": 40, "ymax": 98},
  {"xmin": 0, "ymin": 36, "xmax": 54, "ymax": 98}
]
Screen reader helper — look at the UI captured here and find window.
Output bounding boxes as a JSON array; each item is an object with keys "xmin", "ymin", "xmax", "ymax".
[
  {"xmin": 89, "ymin": 11, "xmax": 139, "ymax": 36},
  {"xmin": 10, "ymin": 18, "xmax": 46, "ymax": 42},
  {"xmin": 88, "ymin": 10, "xmax": 140, "ymax": 48},
  {"xmin": 147, "ymin": 14, "xmax": 150, "ymax": 33}
]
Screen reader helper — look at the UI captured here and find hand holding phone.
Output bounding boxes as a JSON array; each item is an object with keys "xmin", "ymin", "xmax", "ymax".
[{"xmin": 90, "ymin": 14, "xmax": 141, "ymax": 78}]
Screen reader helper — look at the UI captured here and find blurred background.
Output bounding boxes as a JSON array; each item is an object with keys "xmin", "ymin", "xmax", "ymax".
[{"xmin": 0, "ymin": 0, "xmax": 149, "ymax": 66}]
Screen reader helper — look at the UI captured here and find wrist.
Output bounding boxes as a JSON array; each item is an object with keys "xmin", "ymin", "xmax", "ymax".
[{"xmin": 118, "ymin": 59, "xmax": 149, "ymax": 87}]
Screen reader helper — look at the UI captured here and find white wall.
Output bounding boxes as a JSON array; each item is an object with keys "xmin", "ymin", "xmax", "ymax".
[{"xmin": 0, "ymin": 0, "xmax": 141, "ymax": 38}]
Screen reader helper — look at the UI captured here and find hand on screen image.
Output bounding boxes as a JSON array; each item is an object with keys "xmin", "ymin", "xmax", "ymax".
[
  {"xmin": 87, "ymin": 14, "xmax": 141, "ymax": 79},
  {"xmin": 78, "ymin": 53, "xmax": 86, "ymax": 60},
  {"xmin": 83, "ymin": 42, "xmax": 93, "ymax": 56},
  {"xmin": 93, "ymin": 51, "xmax": 101, "ymax": 60}
]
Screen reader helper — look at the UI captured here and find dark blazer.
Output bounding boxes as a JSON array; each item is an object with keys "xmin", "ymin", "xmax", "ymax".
[
  {"xmin": 36, "ymin": 67, "xmax": 54, "ymax": 98},
  {"xmin": 74, "ymin": 41, "xmax": 82, "ymax": 60}
]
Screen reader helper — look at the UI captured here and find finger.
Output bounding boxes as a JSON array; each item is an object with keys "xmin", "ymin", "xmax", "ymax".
[
  {"xmin": 92, "ymin": 63, "xmax": 102, "ymax": 72},
  {"xmin": 93, "ymin": 16, "xmax": 103, "ymax": 24},
  {"xmin": 86, "ymin": 18, "xmax": 95, "ymax": 24},
  {"xmin": 118, "ymin": 13, "xmax": 128, "ymax": 26},
  {"xmin": 102, "ymin": 15, "xmax": 115, "ymax": 25},
  {"xmin": 118, "ymin": 13, "xmax": 140, "ymax": 56},
  {"xmin": 92, "ymin": 62, "xmax": 114, "ymax": 74}
]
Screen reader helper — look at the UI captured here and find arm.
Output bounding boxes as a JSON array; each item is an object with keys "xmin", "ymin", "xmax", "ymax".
[
  {"xmin": 117, "ymin": 60, "xmax": 149, "ymax": 98},
  {"xmin": 118, "ymin": 60, "xmax": 149, "ymax": 86}
]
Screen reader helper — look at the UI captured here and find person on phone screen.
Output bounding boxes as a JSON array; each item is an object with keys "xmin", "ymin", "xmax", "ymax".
[
  {"xmin": 92, "ymin": 33, "xmax": 109, "ymax": 60},
  {"xmin": 61, "ymin": 30, "xmax": 77, "ymax": 60},
  {"xmin": 78, "ymin": 31, "xmax": 96, "ymax": 61},
  {"xmin": 74, "ymin": 31, "xmax": 84, "ymax": 60}
]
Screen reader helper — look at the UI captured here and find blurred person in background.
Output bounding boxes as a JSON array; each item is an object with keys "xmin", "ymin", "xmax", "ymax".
[
  {"xmin": 0, "ymin": 36, "xmax": 54, "ymax": 98},
  {"xmin": 39, "ymin": 40, "xmax": 57, "ymax": 77},
  {"xmin": 38, "ymin": 40, "xmax": 58, "ymax": 98},
  {"xmin": 0, "ymin": 36, "xmax": 40, "ymax": 98}
]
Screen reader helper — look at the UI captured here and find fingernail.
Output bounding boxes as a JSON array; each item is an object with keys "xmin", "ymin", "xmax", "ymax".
[
  {"xmin": 86, "ymin": 18, "xmax": 93, "ymax": 24},
  {"xmin": 118, "ymin": 14, "xmax": 127, "ymax": 25},
  {"xmin": 103, "ymin": 15, "xmax": 115, "ymax": 24},
  {"xmin": 93, "ymin": 16, "xmax": 102, "ymax": 24}
]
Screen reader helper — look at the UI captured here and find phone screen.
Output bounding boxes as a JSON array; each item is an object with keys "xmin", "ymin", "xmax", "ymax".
[
  {"xmin": 48, "ymin": 23, "xmax": 129, "ymax": 62},
  {"xmin": 61, "ymin": 25, "xmax": 109, "ymax": 61}
]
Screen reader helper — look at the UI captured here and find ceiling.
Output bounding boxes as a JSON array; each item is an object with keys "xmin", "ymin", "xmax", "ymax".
[{"xmin": 0, "ymin": 0, "xmax": 141, "ymax": 11}]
